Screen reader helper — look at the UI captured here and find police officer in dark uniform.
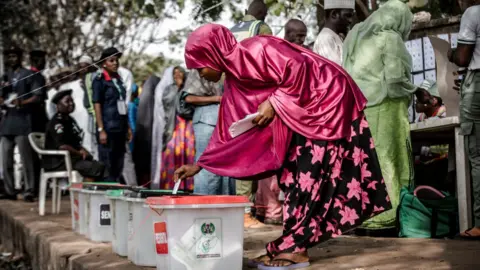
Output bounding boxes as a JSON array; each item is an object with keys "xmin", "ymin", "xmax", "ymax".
[
  {"xmin": 0, "ymin": 46, "xmax": 43, "ymax": 201},
  {"xmin": 92, "ymin": 47, "xmax": 132, "ymax": 183},
  {"xmin": 29, "ymin": 49, "xmax": 48, "ymax": 132},
  {"xmin": 43, "ymin": 89, "xmax": 106, "ymax": 181}
]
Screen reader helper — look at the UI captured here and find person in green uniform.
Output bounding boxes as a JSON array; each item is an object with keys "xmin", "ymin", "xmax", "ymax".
[
  {"xmin": 230, "ymin": 0, "xmax": 274, "ymax": 228},
  {"xmin": 448, "ymin": 2, "xmax": 480, "ymax": 239}
]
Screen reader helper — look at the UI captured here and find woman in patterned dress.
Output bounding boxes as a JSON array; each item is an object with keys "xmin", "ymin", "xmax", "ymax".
[
  {"xmin": 153, "ymin": 66, "xmax": 195, "ymax": 192},
  {"xmin": 174, "ymin": 24, "xmax": 392, "ymax": 269}
]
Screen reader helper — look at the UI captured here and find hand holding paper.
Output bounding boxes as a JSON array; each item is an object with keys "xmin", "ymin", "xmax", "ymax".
[
  {"xmin": 229, "ymin": 112, "xmax": 259, "ymax": 138},
  {"xmin": 4, "ymin": 93, "xmax": 18, "ymax": 108},
  {"xmin": 428, "ymin": 36, "xmax": 460, "ymax": 116},
  {"xmin": 253, "ymin": 99, "xmax": 276, "ymax": 127}
]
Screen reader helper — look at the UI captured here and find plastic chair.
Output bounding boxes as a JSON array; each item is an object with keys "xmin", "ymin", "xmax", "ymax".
[{"xmin": 28, "ymin": 132, "xmax": 82, "ymax": 216}]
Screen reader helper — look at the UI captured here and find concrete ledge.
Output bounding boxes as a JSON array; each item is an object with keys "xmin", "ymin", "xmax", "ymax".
[{"xmin": 0, "ymin": 199, "xmax": 149, "ymax": 270}]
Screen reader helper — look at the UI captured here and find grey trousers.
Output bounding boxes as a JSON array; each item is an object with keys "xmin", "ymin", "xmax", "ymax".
[
  {"xmin": 1, "ymin": 136, "xmax": 37, "ymax": 196},
  {"xmin": 122, "ymin": 143, "xmax": 137, "ymax": 186},
  {"xmin": 193, "ymin": 122, "xmax": 235, "ymax": 195},
  {"xmin": 460, "ymin": 70, "xmax": 480, "ymax": 227}
]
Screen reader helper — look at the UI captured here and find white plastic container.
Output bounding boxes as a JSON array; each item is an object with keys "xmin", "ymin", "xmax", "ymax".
[
  {"xmin": 84, "ymin": 189, "xmax": 113, "ymax": 242},
  {"xmin": 69, "ymin": 183, "xmax": 83, "ymax": 234},
  {"xmin": 145, "ymin": 196, "xmax": 251, "ymax": 270},
  {"xmin": 78, "ymin": 190, "xmax": 89, "ymax": 235},
  {"xmin": 127, "ymin": 196, "xmax": 156, "ymax": 266},
  {"xmin": 107, "ymin": 190, "xmax": 129, "ymax": 257}
]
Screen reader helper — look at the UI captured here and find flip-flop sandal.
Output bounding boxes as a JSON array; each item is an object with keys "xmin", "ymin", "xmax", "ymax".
[
  {"xmin": 457, "ymin": 228, "xmax": 480, "ymax": 240},
  {"xmin": 257, "ymin": 259, "xmax": 310, "ymax": 270},
  {"xmin": 247, "ymin": 255, "xmax": 270, "ymax": 268}
]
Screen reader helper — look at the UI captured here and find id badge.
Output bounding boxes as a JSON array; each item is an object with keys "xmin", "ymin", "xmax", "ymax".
[{"xmin": 117, "ymin": 100, "xmax": 127, "ymax": 115}]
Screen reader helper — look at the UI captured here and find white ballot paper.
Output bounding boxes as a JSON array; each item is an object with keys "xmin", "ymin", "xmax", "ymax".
[
  {"xmin": 428, "ymin": 36, "xmax": 460, "ymax": 117},
  {"xmin": 229, "ymin": 112, "xmax": 259, "ymax": 138}
]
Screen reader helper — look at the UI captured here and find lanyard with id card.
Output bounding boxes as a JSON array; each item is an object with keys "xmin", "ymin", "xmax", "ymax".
[{"xmin": 112, "ymin": 77, "xmax": 127, "ymax": 116}]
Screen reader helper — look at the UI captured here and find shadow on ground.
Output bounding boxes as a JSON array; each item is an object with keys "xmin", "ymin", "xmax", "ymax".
[{"xmin": 242, "ymin": 226, "xmax": 480, "ymax": 270}]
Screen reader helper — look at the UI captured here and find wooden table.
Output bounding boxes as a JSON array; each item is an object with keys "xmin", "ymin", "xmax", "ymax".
[{"xmin": 410, "ymin": 116, "xmax": 472, "ymax": 232}]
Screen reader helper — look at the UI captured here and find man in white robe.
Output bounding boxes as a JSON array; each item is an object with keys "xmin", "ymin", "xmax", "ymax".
[{"xmin": 313, "ymin": 0, "xmax": 355, "ymax": 65}]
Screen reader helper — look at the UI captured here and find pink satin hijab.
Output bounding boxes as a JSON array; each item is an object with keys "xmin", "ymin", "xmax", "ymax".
[{"xmin": 185, "ymin": 24, "xmax": 367, "ymax": 179}]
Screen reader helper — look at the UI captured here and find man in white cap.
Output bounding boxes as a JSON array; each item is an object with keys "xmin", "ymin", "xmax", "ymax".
[
  {"xmin": 415, "ymin": 80, "xmax": 446, "ymax": 122},
  {"xmin": 76, "ymin": 55, "xmax": 98, "ymax": 156},
  {"xmin": 312, "ymin": 0, "xmax": 355, "ymax": 65}
]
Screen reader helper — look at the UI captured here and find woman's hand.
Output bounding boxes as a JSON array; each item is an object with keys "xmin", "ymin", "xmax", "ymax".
[
  {"xmin": 174, "ymin": 165, "xmax": 202, "ymax": 182},
  {"xmin": 253, "ymin": 99, "xmax": 275, "ymax": 127},
  {"xmin": 99, "ymin": 130, "xmax": 108, "ymax": 145},
  {"xmin": 213, "ymin": 96, "xmax": 222, "ymax": 103}
]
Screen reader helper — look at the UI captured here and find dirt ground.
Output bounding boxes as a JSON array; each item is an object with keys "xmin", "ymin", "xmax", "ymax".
[
  {"xmin": 1, "ymin": 199, "xmax": 480, "ymax": 270},
  {"xmin": 243, "ymin": 226, "xmax": 480, "ymax": 270}
]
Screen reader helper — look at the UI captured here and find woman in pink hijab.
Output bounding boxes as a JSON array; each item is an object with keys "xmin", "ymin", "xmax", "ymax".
[{"xmin": 175, "ymin": 24, "xmax": 391, "ymax": 269}]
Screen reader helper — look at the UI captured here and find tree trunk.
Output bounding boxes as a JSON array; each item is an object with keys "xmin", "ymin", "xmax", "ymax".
[
  {"xmin": 371, "ymin": 0, "xmax": 378, "ymax": 11},
  {"xmin": 355, "ymin": 0, "xmax": 370, "ymax": 22}
]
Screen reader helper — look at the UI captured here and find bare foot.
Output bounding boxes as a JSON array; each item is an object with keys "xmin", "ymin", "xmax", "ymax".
[
  {"xmin": 264, "ymin": 252, "xmax": 309, "ymax": 267},
  {"xmin": 460, "ymin": 227, "xmax": 480, "ymax": 238}
]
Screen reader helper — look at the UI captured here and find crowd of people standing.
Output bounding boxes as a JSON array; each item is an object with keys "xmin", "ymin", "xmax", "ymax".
[{"xmin": 0, "ymin": 0, "xmax": 479, "ymax": 269}]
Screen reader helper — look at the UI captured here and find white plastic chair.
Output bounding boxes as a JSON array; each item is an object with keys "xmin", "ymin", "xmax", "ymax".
[{"xmin": 28, "ymin": 132, "xmax": 82, "ymax": 216}]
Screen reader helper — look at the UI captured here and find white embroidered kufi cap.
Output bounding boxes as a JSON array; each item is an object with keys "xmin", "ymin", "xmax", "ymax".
[
  {"xmin": 78, "ymin": 55, "xmax": 93, "ymax": 65},
  {"xmin": 324, "ymin": 0, "xmax": 355, "ymax": 10}
]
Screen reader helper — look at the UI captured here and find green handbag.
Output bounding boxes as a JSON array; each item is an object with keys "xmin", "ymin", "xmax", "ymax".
[{"xmin": 398, "ymin": 186, "xmax": 458, "ymax": 238}]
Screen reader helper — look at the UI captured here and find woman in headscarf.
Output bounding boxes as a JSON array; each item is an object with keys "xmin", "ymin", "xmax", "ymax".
[
  {"xmin": 151, "ymin": 66, "xmax": 195, "ymax": 191},
  {"xmin": 174, "ymin": 23, "xmax": 391, "ymax": 269},
  {"xmin": 133, "ymin": 75, "xmax": 160, "ymax": 186},
  {"xmin": 180, "ymin": 70, "xmax": 235, "ymax": 195},
  {"xmin": 342, "ymin": 0, "xmax": 431, "ymax": 233}
]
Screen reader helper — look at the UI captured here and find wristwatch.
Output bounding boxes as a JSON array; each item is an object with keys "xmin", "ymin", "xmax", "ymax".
[{"xmin": 97, "ymin": 127, "xmax": 104, "ymax": 132}]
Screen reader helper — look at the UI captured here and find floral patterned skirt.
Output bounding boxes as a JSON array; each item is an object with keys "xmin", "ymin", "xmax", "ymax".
[
  {"xmin": 266, "ymin": 114, "xmax": 391, "ymax": 256},
  {"xmin": 160, "ymin": 116, "xmax": 195, "ymax": 192}
]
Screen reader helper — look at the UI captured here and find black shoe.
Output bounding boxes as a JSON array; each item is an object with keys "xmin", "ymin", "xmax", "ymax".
[
  {"xmin": 0, "ymin": 194, "xmax": 17, "ymax": 200},
  {"xmin": 23, "ymin": 194, "xmax": 35, "ymax": 202}
]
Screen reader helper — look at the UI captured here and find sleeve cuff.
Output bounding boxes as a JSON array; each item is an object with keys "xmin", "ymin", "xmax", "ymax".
[{"xmin": 458, "ymin": 38, "xmax": 476, "ymax": 45}]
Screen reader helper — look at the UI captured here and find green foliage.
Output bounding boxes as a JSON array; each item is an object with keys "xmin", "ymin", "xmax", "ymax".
[
  {"xmin": 0, "ymin": 0, "xmax": 468, "ymax": 74},
  {"xmin": 121, "ymin": 52, "xmax": 181, "ymax": 83}
]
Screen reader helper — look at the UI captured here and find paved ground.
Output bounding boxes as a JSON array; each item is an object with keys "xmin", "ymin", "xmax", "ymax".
[
  {"xmin": 1, "ymin": 198, "xmax": 480, "ymax": 270},
  {"xmin": 244, "ymin": 228, "xmax": 480, "ymax": 270}
]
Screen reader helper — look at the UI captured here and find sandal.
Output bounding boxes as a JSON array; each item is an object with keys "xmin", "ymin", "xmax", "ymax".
[
  {"xmin": 247, "ymin": 254, "xmax": 271, "ymax": 268},
  {"xmin": 258, "ymin": 258, "xmax": 310, "ymax": 270},
  {"xmin": 457, "ymin": 228, "xmax": 480, "ymax": 240}
]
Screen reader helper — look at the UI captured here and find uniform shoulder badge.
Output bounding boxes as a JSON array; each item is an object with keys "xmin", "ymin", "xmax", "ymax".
[
  {"xmin": 54, "ymin": 123, "xmax": 64, "ymax": 134},
  {"xmin": 94, "ymin": 70, "xmax": 103, "ymax": 80}
]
